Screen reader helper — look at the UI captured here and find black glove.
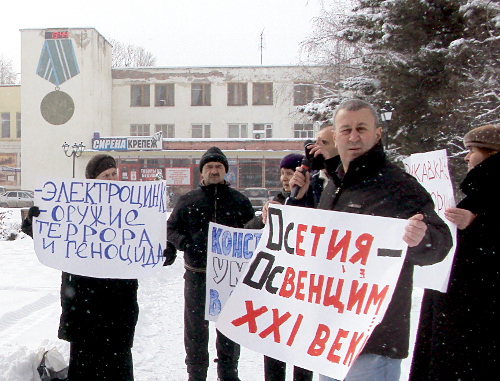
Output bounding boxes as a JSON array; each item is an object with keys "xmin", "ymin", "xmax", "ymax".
[
  {"xmin": 22, "ymin": 206, "xmax": 40, "ymax": 238},
  {"xmin": 28, "ymin": 206, "xmax": 40, "ymax": 218},
  {"xmin": 162, "ymin": 241, "xmax": 177, "ymax": 266}
]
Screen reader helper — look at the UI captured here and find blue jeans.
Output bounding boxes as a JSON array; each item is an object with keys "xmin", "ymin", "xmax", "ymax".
[{"xmin": 319, "ymin": 354, "xmax": 401, "ymax": 381}]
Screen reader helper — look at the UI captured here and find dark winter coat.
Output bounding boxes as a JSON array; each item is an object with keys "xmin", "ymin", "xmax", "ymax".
[
  {"xmin": 167, "ymin": 182, "xmax": 255, "ymax": 270},
  {"xmin": 58, "ymin": 273, "xmax": 139, "ymax": 347},
  {"xmin": 21, "ymin": 211, "xmax": 139, "ymax": 348},
  {"xmin": 318, "ymin": 141, "xmax": 452, "ymax": 359},
  {"xmin": 410, "ymin": 152, "xmax": 499, "ymax": 380}
]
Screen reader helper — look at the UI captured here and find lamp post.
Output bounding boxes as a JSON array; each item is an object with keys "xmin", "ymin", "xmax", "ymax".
[
  {"xmin": 62, "ymin": 142, "xmax": 85, "ymax": 178},
  {"xmin": 380, "ymin": 102, "xmax": 394, "ymax": 148}
]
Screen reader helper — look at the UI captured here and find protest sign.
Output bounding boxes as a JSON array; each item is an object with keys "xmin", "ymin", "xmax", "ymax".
[
  {"xmin": 403, "ymin": 149, "xmax": 457, "ymax": 291},
  {"xmin": 216, "ymin": 204, "xmax": 408, "ymax": 380},
  {"xmin": 32, "ymin": 177, "xmax": 168, "ymax": 279},
  {"xmin": 205, "ymin": 222, "xmax": 263, "ymax": 321}
]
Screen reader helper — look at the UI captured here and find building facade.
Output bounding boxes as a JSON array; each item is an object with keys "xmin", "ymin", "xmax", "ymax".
[
  {"xmin": 18, "ymin": 27, "xmax": 331, "ymax": 198},
  {"xmin": 0, "ymin": 85, "xmax": 21, "ymax": 190}
]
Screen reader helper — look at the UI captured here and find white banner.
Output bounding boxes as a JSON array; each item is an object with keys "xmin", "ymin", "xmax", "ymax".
[
  {"xmin": 205, "ymin": 223, "xmax": 264, "ymax": 321},
  {"xmin": 32, "ymin": 177, "xmax": 168, "ymax": 279},
  {"xmin": 403, "ymin": 149, "xmax": 457, "ymax": 292},
  {"xmin": 216, "ymin": 204, "xmax": 408, "ymax": 380}
]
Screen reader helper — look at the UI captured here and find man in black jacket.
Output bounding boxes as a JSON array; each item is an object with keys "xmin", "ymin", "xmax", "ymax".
[
  {"xmin": 167, "ymin": 147, "xmax": 255, "ymax": 381},
  {"xmin": 290, "ymin": 99, "xmax": 452, "ymax": 381}
]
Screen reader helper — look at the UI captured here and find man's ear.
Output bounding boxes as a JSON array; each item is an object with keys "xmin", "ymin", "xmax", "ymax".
[{"xmin": 375, "ymin": 126, "xmax": 383, "ymax": 142}]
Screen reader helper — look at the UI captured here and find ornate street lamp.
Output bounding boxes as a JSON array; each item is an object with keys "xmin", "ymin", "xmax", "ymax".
[
  {"xmin": 62, "ymin": 142, "xmax": 85, "ymax": 178},
  {"xmin": 380, "ymin": 102, "xmax": 394, "ymax": 148}
]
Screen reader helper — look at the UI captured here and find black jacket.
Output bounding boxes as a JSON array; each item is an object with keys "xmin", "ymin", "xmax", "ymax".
[
  {"xmin": 410, "ymin": 152, "xmax": 499, "ymax": 380},
  {"xmin": 244, "ymin": 190, "xmax": 289, "ymax": 229},
  {"xmin": 21, "ymin": 214, "xmax": 138, "ymax": 347},
  {"xmin": 319, "ymin": 141, "xmax": 452, "ymax": 359},
  {"xmin": 167, "ymin": 182, "xmax": 255, "ymax": 270},
  {"xmin": 58, "ymin": 273, "xmax": 139, "ymax": 347}
]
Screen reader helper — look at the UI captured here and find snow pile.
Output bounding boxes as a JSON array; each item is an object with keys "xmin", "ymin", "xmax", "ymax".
[{"xmin": 0, "ymin": 208, "xmax": 23, "ymax": 241}]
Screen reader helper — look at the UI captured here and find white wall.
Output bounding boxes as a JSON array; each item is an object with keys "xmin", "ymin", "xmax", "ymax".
[{"xmin": 21, "ymin": 28, "xmax": 112, "ymax": 190}]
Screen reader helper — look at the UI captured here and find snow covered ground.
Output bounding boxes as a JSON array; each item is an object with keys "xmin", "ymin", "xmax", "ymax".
[{"xmin": 0, "ymin": 207, "xmax": 421, "ymax": 380}]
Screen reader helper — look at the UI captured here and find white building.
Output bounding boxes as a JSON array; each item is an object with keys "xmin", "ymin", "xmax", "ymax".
[{"xmin": 18, "ymin": 27, "xmax": 332, "ymax": 197}]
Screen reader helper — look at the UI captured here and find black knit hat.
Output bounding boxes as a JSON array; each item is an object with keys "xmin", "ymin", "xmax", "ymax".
[
  {"xmin": 199, "ymin": 147, "xmax": 229, "ymax": 173},
  {"xmin": 85, "ymin": 154, "xmax": 117, "ymax": 179},
  {"xmin": 280, "ymin": 153, "xmax": 304, "ymax": 170}
]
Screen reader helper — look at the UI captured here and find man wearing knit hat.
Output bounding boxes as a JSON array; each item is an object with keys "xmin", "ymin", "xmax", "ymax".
[{"xmin": 167, "ymin": 147, "xmax": 255, "ymax": 381}]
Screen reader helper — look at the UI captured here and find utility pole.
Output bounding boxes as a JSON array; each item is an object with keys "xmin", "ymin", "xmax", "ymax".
[{"xmin": 259, "ymin": 29, "xmax": 265, "ymax": 65}]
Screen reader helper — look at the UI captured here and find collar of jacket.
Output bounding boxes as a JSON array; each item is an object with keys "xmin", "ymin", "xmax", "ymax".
[
  {"xmin": 199, "ymin": 180, "xmax": 230, "ymax": 194},
  {"xmin": 460, "ymin": 151, "xmax": 499, "ymax": 197},
  {"xmin": 325, "ymin": 140, "xmax": 387, "ymax": 187}
]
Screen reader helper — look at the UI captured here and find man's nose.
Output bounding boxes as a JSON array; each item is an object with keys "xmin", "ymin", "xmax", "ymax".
[{"xmin": 349, "ymin": 130, "xmax": 360, "ymax": 141}]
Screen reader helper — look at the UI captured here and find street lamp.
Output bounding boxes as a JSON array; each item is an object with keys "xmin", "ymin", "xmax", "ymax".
[
  {"xmin": 62, "ymin": 142, "xmax": 85, "ymax": 178},
  {"xmin": 380, "ymin": 102, "xmax": 394, "ymax": 148}
]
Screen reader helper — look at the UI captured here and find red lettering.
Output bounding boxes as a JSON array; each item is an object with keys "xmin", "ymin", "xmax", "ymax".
[
  {"xmin": 258, "ymin": 308, "xmax": 292, "ymax": 343},
  {"xmin": 278, "ymin": 267, "xmax": 295, "ymax": 298},
  {"xmin": 343, "ymin": 331, "xmax": 365, "ymax": 366},
  {"xmin": 307, "ymin": 324, "xmax": 330, "ymax": 356},
  {"xmin": 286, "ymin": 314, "xmax": 303, "ymax": 346},
  {"xmin": 231, "ymin": 300, "xmax": 268, "ymax": 333},
  {"xmin": 296, "ymin": 224, "xmax": 307, "ymax": 256},
  {"xmin": 308, "ymin": 274, "xmax": 325, "ymax": 304},
  {"xmin": 323, "ymin": 277, "xmax": 345, "ymax": 313},
  {"xmin": 363, "ymin": 284, "xmax": 389, "ymax": 315},
  {"xmin": 295, "ymin": 270, "xmax": 307, "ymax": 301},
  {"xmin": 327, "ymin": 230, "xmax": 351, "ymax": 261},
  {"xmin": 310, "ymin": 225, "xmax": 326, "ymax": 256},
  {"xmin": 327, "ymin": 329, "xmax": 349, "ymax": 363},
  {"xmin": 349, "ymin": 233, "xmax": 374, "ymax": 265},
  {"xmin": 347, "ymin": 280, "xmax": 368, "ymax": 315}
]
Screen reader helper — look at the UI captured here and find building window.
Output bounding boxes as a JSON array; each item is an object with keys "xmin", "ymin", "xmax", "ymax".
[
  {"xmin": 16, "ymin": 113, "xmax": 21, "ymax": 138},
  {"xmin": 293, "ymin": 83, "xmax": 314, "ymax": 106},
  {"xmin": 228, "ymin": 124, "xmax": 248, "ymax": 138},
  {"xmin": 155, "ymin": 124, "xmax": 175, "ymax": 138},
  {"xmin": 227, "ymin": 83, "xmax": 248, "ymax": 106},
  {"xmin": 191, "ymin": 83, "xmax": 211, "ymax": 106},
  {"xmin": 130, "ymin": 124, "xmax": 150, "ymax": 136},
  {"xmin": 293, "ymin": 124, "xmax": 314, "ymax": 138},
  {"xmin": 1, "ymin": 113, "xmax": 10, "ymax": 138},
  {"xmin": 265, "ymin": 159, "xmax": 282, "ymax": 190},
  {"xmin": 192, "ymin": 124, "xmax": 211, "ymax": 138},
  {"xmin": 155, "ymin": 84, "xmax": 175, "ymax": 106},
  {"xmin": 253, "ymin": 123, "xmax": 273, "ymax": 139},
  {"xmin": 239, "ymin": 159, "xmax": 263, "ymax": 188},
  {"xmin": 252, "ymin": 83, "xmax": 273, "ymax": 105},
  {"xmin": 131, "ymin": 84, "xmax": 150, "ymax": 107}
]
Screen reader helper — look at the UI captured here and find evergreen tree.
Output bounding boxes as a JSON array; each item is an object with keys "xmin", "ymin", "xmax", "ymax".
[{"xmin": 302, "ymin": 0, "xmax": 499, "ymax": 187}]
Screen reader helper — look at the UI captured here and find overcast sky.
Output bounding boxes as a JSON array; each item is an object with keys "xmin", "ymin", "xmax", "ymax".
[{"xmin": 2, "ymin": 0, "xmax": 324, "ymax": 73}]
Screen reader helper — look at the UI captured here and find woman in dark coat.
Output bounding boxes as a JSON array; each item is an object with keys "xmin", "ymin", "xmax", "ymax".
[
  {"xmin": 23, "ymin": 154, "xmax": 139, "ymax": 381},
  {"xmin": 410, "ymin": 125, "xmax": 500, "ymax": 380},
  {"xmin": 245, "ymin": 153, "xmax": 314, "ymax": 381}
]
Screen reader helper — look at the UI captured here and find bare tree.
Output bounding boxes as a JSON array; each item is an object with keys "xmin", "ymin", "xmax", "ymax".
[
  {"xmin": 0, "ymin": 55, "xmax": 18, "ymax": 84},
  {"xmin": 110, "ymin": 39, "xmax": 157, "ymax": 68}
]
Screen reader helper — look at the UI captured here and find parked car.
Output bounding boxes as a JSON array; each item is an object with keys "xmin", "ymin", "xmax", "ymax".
[
  {"xmin": 0, "ymin": 191, "xmax": 35, "ymax": 208},
  {"xmin": 241, "ymin": 188, "xmax": 270, "ymax": 214}
]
